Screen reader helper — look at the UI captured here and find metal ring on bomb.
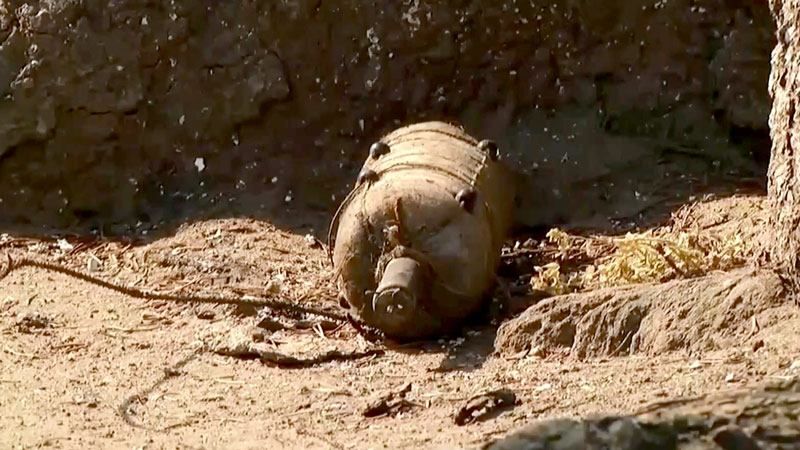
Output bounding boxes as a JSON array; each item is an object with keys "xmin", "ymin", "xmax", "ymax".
[
  {"xmin": 478, "ymin": 139, "xmax": 500, "ymax": 161},
  {"xmin": 369, "ymin": 142, "xmax": 391, "ymax": 159},
  {"xmin": 455, "ymin": 187, "xmax": 478, "ymax": 213}
]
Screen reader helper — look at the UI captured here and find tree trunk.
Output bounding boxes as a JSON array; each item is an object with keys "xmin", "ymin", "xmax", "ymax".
[{"xmin": 765, "ymin": 0, "xmax": 800, "ymax": 281}]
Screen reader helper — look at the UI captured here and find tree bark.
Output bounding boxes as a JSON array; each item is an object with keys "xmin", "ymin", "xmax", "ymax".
[{"xmin": 766, "ymin": 0, "xmax": 800, "ymax": 280}]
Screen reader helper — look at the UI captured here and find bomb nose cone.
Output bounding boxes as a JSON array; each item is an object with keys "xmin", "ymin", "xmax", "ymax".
[
  {"xmin": 370, "ymin": 257, "xmax": 427, "ymax": 335},
  {"xmin": 371, "ymin": 287, "xmax": 417, "ymax": 331}
]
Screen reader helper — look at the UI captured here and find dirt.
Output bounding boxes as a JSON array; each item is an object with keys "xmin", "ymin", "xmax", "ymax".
[
  {"xmin": 1, "ymin": 195, "xmax": 799, "ymax": 449},
  {"xmin": 0, "ymin": 0, "xmax": 775, "ymax": 235},
  {"xmin": 0, "ymin": 1, "xmax": 797, "ymax": 448}
]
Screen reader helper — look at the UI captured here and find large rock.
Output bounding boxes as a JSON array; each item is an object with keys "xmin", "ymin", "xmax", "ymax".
[
  {"xmin": 482, "ymin": 377, "xmax": 800, "ymax": 450},
  {"xmin": 495, "ymin": 269, "xmax": 789, "ymax": 358}
]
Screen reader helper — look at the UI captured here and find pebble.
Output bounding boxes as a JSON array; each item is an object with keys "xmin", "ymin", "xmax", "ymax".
[
  {"xmin": 56, "ymin": 239, "xmax": 74, "ymax": 252},
  {"xmin": 86, "ymin": 254, "xmax": 101, "ymax": 272}
]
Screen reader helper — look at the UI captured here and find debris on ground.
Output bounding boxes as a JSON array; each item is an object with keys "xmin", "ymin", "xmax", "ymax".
[
  {"xmin": 528, "ymin": 204, "xmax": 753, "ymax": 295},
  {"xmin": 14, "ymin": 312, "xmax": 53, "ymax": 334},
  {"xmin": 362, "ymin": 382, "xmax": 417, "ymax": 418},
  {"xmin": 208, "ymin": 327, "xmax": 384, "ymax": 368},
  {"xmin": 455, "ymin": 388, "xmax": 518, "ymax": 426}
]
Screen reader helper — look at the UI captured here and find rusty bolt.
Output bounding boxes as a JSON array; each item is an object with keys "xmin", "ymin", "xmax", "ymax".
[
  {"xmin": 455, "ymin": 188, "xmax": 478, "ymax": 213},
  {"xmin": 369, "ymin": 141, "xmax": 391, "ymax": 159},
  {"xmin": 357, "ymin": 168, "xmax": 379, "ymax": 185}
]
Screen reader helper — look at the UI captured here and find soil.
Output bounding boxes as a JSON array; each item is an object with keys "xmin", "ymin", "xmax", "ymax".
[
  {"xmin": 1, "ymin": 195, "xmax": 799, "ymax": 449},
  {"xmin": 1, "ymin": 1, "xmax": 798, "ymax": 449}
]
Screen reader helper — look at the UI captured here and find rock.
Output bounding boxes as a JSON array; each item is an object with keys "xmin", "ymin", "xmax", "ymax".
[
  {"xmin": 482, "ymin": 378, "xmax": 800, "ymax": 450},
  {"xmin": 495, "ymin": 269, "xmax": 788, "ymax": 358}
]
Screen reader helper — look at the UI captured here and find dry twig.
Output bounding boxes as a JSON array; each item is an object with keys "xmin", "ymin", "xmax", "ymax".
[
  {"xmin": 0, "ymin": 253, "xmax": 346, "ymax": 323},
  {"xmin": 214, "ymin": 346, "xmax": 384, "ymax": 369}
]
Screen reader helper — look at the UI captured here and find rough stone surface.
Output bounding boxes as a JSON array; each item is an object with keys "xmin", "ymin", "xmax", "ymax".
[
  {"xmin": 482, "ymin": 377, "xmax": 800, "ymax": 450},
  {"xmin": 495, "ymin": 269, "xmax": 789, "ymax": 358},
  {"xmin": 765, "ymin": 0, "xmax": 800, "ymax": 280},
  {"xmin": 0, "ymin": 0, "xmax": 775, "ymax": 233}
]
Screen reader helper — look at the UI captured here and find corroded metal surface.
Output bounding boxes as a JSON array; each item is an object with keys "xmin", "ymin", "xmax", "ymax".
[{"xmin": 329, "ymin": 121, "xmax": 514, "ymax": 340}]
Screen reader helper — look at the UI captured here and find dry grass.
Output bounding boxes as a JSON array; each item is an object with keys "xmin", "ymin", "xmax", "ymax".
[{"xmin": 530, "ymin": 219, "xmax": 750, "ymax": 295}]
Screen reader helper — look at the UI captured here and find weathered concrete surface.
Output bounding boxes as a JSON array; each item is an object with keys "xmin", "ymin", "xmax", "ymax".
[{"xmin": 0, "ymin": 1, "xmax": 775, "ymax": 233}]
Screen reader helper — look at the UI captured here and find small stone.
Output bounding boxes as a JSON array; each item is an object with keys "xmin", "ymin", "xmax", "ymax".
[
  {"xmin": 530, "ymin": 346, "xmax": 547, "ymax": 358},
  {"xmin": 251, "ymin": 329, "xmax": 266, "ymax": 342},
  {"xmin": 73, "ymin": 392, "xmax": 100, "ymax": 408},
  {"xmin": 86, "ymin": 255, "xmax": 101, "ymax": 272},
  {"xmin": 56, "ymin": 239, "xmax": 74, "ymax": 252},
  {"xmin": 265, "ymin": 279, "xmax": 282, "ymax": 294},
  {"xmin": 197, "ymin": 310, "xmax": 215, "ymax": 320},
  {"xmin": 256, "ymin": 317, "xmax": 286, "ymax": 332},
  {"xmin": 1, "ymin": 296, "xmax": 16, "ymax": 309},
  {"xmin": 194, "ymin": 157, "xmax": 206, "ymax": 172},
  {"xmin": 15, "ymin": 311, "xmax": 53, "ymax": 333},
  {"xmin": 712, "ymin": 425, "xmax": 760, "ymax": 450}
]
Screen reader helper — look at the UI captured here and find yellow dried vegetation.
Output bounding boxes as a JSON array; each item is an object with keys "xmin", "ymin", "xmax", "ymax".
[{"xmin": 530, "ymin": 225, "xmax": 749, "ymax": 296}]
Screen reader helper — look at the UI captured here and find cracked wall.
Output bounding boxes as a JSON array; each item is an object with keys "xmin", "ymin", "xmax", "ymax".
[{"xmin": 0, "ymin": 0, "xmax": 776, "ymax": 233}]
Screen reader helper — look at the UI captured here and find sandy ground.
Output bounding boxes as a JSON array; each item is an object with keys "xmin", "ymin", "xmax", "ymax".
[{"xmin": 1, "ymin": 195, "xmax": 799, "ymax": 450}]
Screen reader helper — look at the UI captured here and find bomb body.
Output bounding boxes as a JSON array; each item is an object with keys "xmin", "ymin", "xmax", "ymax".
[{"xmin": 329, "ymin": 121, "xmax": 514, "ymax": 340}]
